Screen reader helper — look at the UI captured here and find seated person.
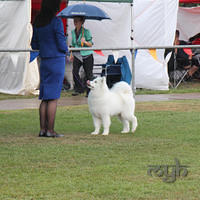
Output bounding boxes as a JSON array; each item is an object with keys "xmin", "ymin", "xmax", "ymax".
[
  {"xmin": 189, "ymin": 33, "xmax": 200, "ymax": 45},
  {"xmin": 189, "ymin": 33, "xmax": 200, "ymax": 65},
  {"xmin": 165, "ymin": 30, "xmax": 200, "ymax": 78}
]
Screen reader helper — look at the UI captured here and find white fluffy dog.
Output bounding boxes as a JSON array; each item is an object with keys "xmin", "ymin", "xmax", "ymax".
[{"xmin": 87, "ymin": 77, "xmax": 137, "ymax": 135}]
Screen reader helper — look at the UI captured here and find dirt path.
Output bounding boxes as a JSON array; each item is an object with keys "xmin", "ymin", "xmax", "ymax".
[{"xmin": 0, "ymin": 93, "xmax": 200, "ymax": 111}]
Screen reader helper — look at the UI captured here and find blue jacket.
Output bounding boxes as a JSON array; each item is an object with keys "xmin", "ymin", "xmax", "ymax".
[
  {"xmin": 31, "ymin": 17, "xmax": 68, "ymax": 58},
  {"xmin": 117, "ymin": 56, "xmax": 132, "ymax": 85}
]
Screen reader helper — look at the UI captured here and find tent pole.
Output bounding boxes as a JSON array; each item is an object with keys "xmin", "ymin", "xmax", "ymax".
[
  {"xmin": 130, "ymin": 2, "xmax": 135, "ymax": 96},
  {"xmin": 131, "ymin": 48, "xmax": 136, "ymax": 96}
]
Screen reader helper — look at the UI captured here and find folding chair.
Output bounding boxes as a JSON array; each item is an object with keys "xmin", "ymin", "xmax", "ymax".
[
  {"xmin": 169, "ymin": 57, "xmax": 190, "ymax": 88},
  {"xmin": 168, "ymin": 50, "xmax": 192, "ymax": 88},
  {"xmin": 102, "ymin": 62, "xmax": 121, "ymax": 88},
  {"xmin": 100, "ymin": 55, "xmax": 132, "ymax": 88},
  {"xmin": 93, "ymin": 64, "xmax": 104, "ymax": 77}
]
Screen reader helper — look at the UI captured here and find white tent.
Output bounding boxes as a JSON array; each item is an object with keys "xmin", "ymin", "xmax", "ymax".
[
  {"xmin": 134, "ymin": 0, "xmax": 179, "ymax": 90},
  {"xmin": 135, "ymin": 3, "xmax": 200, "ymax": 90},
  {"xmin": 177, "ymin": 6, "xmax": 200, "ymax": 41},
  {"xmin": 0, "ymin": 0, "xmax": 39, "ymax": 95}
]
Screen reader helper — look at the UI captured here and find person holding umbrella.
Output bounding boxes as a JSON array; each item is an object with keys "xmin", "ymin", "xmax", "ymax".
[
  {"xmin": 70, "ymin": 16, "xmax": 94, "ymax": 97},
  {"xmin": 31, "ymin": 0, "xmax": 68, "ymax": 137},
  {"xmin": 57, "ymin": 3, "xmax": 111, "ymax": 96}
]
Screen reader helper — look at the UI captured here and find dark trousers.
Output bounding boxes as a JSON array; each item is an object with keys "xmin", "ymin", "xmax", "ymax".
[{"xmin": 72, "ymin": 54, "xmax": 94, "ymax": 93}]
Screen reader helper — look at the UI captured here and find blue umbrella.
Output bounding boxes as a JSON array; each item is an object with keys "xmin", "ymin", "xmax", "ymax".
[{"xmin": 57, "ymin": 3, "xmax": 111, "ymax": 20}]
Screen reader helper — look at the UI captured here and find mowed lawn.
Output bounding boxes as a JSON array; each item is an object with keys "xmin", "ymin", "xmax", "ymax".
[{"xmin": 0, "ymin": 100, "xmax": 200, "ymax": 200}]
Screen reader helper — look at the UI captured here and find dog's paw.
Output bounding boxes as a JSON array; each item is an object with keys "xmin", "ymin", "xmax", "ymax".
[
  {"xmin": 131, "ymin": 126, "xmax": 137, "ymax": 133},
  {"xmin": 131, "ymin": 127, "xmax": 137, "ymax": 133},
  {"xmin": 91, "ymin": 131, "xmax": 99, "ymax": 135},
  {"xmin": 121, "ymin": 130, "xmax": 129, "ymax": 133},
  {"xmin": 102, "ymin": 132, "xmax": 109, "ymax": 136}
]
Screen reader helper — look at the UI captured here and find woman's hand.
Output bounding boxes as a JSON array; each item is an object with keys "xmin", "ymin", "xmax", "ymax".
[
  {"xmin": 69, "ymin": 52, "xmax": 74, "ymax": 62},
  {"xmin": 81, "ymin": 37, "xmax": 86, "ymax": 44},
  {"xmin": 81, "ymin": 37, "xmax": 92, "ymax": 47},
  {"xmin": 81, "ymin": 37, "xmax": 86, "ymax": 47}
]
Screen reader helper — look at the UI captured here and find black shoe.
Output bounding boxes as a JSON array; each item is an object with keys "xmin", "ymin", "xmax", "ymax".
[
  {"xmin": 72, "ymin": 91, "xmax": 80, "ymax": 96},
  {"xmin": 46, "ymin": 131, "xmax": 64, "ymax": 138},
  {"xmin": 62, "ymin": 83, "xmax": 71, "ymax": 91},
  {"xmin": 38, "ymin": 130, "xmax": 46, "ymax": 137}
]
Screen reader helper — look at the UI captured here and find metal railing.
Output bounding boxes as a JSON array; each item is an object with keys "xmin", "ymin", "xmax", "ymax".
[
  {"xmin": 1, "ymin": 44, "xmax": 200, "ymax": 93},
  {"xmin": 69, "ymin": 45, "xmax": 200, "ymax": 92}
]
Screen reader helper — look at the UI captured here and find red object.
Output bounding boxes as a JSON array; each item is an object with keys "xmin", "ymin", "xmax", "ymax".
[
  {"xmin": 179, "ymin": 0, "xmax": 200, "ymax": 3},
  {"xmin": 94, "ymin": 50, "xmax": 104, "ymax": 56},
  {"xmin": 192, "ymin": 38, "xmax": 200, "ymax": 45},
  {"xmin": 183, "ymin": 48, "xmax": 193, "ymax": 56},
  {"xmin": 31, "ymin": 0, "xmax": 67, "ymax": 35}
]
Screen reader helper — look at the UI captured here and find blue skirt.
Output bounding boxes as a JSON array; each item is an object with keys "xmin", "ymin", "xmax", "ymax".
[{"xmin": 39, "ymin": 57, "xmax": 65, "ymax": 100}]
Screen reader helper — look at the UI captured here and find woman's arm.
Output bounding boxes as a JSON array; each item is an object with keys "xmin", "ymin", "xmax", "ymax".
[
  {"xmin": 54, "ymin": 18, "xmax": 68, "ymax": 53},
  {"xmin": 31, "ymin": 27, "xmax": 39, "ymax": 50},
  {"xmin": 82, "ymin": 29, "xmax": 93, "ymax": 47}
]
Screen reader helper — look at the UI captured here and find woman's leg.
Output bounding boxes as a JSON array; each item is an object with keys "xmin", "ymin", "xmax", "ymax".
[
  {"xmin": 188, "ymin": 65, "xmax": 198, "ymax": 77},
  {"xmin": 39, "ymin": 100, "xmax": 48, "ymax": 132},
  {"xmin": 188, "ymin": 58, "xmax": 200, "ymax": 77},
  {"xmin": 72, "ymin": 57, "xmax": 84, "ymax": 93},
  {"xmin": 83, "ymin": 54, "xmax": 94, "ymax": 96},
  {"xmin": 83, "ymin": 54, "xmax": 94, "ymax": 80},
  {"xmin": 46, "ymin": 99, "xmax": 58, "ymax": 133},
  {"xmin": 45, "ymin": 99, "xmax": 64, "ymax": 137}
]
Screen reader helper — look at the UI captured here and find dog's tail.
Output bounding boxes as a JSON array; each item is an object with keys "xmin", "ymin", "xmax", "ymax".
[{"xmin": 111, "ymin": 81, "xmax": 133, "ymax": 96}]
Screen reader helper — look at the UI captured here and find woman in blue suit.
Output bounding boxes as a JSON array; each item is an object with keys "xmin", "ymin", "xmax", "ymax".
[{"xmin": 31, "ymin": 0, "xmax": 68, "ymax": 137}]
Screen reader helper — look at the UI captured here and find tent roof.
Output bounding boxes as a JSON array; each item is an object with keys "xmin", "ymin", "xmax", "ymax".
[
  {"xmin": 69, "ymin": 0, "xmax": 133, "ymax": 3},
  {"xmin": 32, "ymin": 0, "xmax": 200, "ymax": 7},
  {"xmin": 32, "ymin": 0, "xmax": 67, "ymax": 9},
  {"xmin": 180, "ymin": 0, "xmax": 200, "ymax": 3},
  {"xmin": 32, "ymin": 0, "xmax": 133, "ymax": 8}
]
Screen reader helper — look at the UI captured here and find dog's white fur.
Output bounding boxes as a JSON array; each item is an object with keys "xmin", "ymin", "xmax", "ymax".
[{"xmin": 87, "ymin": 77, "xmax": 137, "ymax": 135}]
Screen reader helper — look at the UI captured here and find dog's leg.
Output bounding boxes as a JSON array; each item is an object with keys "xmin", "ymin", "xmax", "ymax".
[
  {"xmin": 121, "ymin": 119, "xmax": 130, "ymax": 133},
  {"xmin": 131, "ymin": 115, "xmax": 138, "ymax": 133},
  {"xmin": 91, "ymin": 116, "xmax": 101, "ymax": 135},
  {"xmin": 102, "ymin": 115, "xmax": 111, "ymax": 135},
  {"xmin": 118, "ymin": 115, "xmax": 130, "ymax": 133}
]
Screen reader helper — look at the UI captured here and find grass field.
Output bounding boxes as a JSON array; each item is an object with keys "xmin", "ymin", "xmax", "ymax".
[{"xmin": 0, "ymin": 100, "xmax": 200, "ymax": 200}]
